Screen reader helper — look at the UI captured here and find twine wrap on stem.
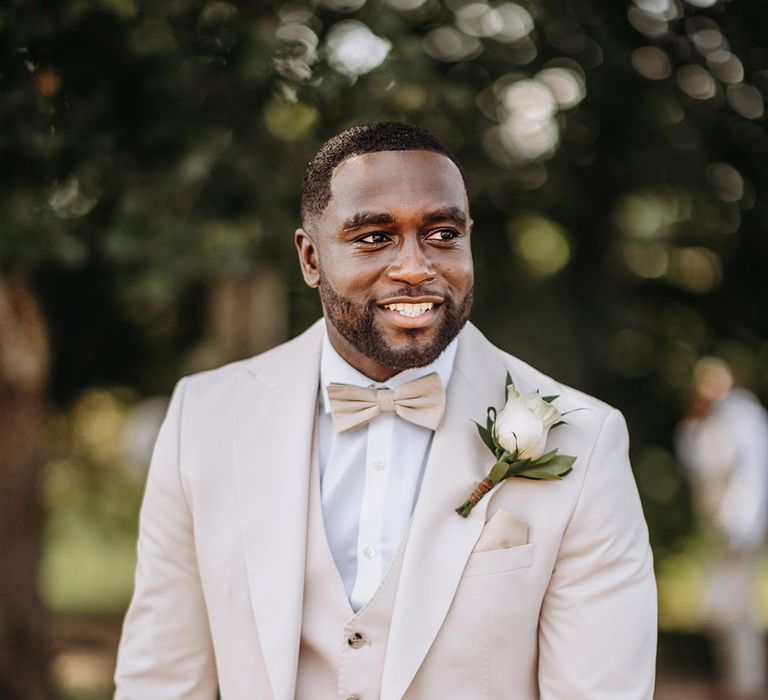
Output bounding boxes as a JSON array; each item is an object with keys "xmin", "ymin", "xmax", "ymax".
[
  {"xmin": 455, "ymin": 477, "xmax": 496, "ymax": 517},
  {"xmin": 468, "ymin": 478, "xmax": 494, "ymax": 506}
]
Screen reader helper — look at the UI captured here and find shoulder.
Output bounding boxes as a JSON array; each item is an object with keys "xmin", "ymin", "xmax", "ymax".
[
  {"xmin": 179, "ymin": 319, "xmax": 324, "ymax": 403},
  {"xmin": 459, "ymin": 322, "xmax": 616, "ymax": 435}
]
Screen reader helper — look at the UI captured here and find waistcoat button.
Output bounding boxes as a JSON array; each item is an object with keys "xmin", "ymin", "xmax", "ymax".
[{"xmin": 346, "ymin": 632, "xmax": 367, "ymax": 648}]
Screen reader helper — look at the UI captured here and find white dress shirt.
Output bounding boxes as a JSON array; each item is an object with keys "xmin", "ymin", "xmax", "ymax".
[{"xmin": 318, "ymin": 326, "xmax": 457, "ymax": 611}]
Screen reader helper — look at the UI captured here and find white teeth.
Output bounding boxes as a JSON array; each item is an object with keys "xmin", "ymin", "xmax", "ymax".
[{"xmin": 384, "ymin": 302, "xmax": 434, "ymax": 317}]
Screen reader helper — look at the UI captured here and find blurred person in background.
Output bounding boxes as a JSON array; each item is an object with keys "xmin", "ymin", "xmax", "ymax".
[{"xmin": 677, "ymin": 357, "xmax": 768, "ymax": 700}]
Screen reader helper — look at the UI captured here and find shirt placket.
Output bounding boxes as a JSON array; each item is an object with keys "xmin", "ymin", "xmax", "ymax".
[{"xmin": 349, "ymin": 411, "xmax": 394, "ymax": 610}]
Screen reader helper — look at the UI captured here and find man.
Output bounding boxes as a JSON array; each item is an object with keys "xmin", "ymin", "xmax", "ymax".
[
  {"xmin": 676, "ymin": 358, "xmax": 768, "ymax": 699},
  {"xmin": 114, "ymin": 122, "xmax": 656, "ymax": 699}
]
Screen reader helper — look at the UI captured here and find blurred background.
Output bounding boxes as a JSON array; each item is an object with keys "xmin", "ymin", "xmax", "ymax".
[{"xmin": 2, "ymin": 0, "xmax": 768, "ymax": 697}]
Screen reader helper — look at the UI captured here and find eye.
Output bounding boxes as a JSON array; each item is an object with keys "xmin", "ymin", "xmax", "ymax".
[
  {"xmin": 357, "ymin": 231, "xmax": 391, "ymax": 244},
  {"xmin": 425, "ymin": 228, "xmax": 460, "ymax": 242}
]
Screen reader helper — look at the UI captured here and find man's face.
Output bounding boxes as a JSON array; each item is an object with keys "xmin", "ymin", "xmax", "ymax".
[{"xmin": 295, "ymin": 149, "xmax": 474, "ymax": 381}]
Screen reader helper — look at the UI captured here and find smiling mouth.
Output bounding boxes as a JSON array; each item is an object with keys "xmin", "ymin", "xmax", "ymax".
[{"xmin": 382, "ymin": 302, "xmax": 435, "ymax": 318}]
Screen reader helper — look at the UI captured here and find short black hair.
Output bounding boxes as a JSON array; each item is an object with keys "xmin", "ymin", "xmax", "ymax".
[{"xmin": 300, "ymin": 121, "xmax": 469, "ymax": 226}]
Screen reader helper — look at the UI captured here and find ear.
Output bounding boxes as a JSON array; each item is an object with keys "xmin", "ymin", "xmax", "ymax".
[{"xmin": 294, "ymin": 227, "xmax": 320, "ymax": 288}]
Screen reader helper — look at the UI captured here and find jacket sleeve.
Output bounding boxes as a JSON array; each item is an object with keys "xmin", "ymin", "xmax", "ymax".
[
  {"xmin": 114, "ymin": 377, "xmax": 218, "ymax": 699},
  {"xmin": 538, "ymin": 409, "xmax": 657, "ymax": 699}
]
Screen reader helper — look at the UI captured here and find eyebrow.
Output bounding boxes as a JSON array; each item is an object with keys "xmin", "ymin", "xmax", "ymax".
[
  {"xmin": 342, "ymin": 211, "xmax": 395, "ymax": 231},
  {"xmin": 422, "ymin": 207, "xmax": 467, "ymax": 226},
  {"xmin": 341, "ymin": 207, "xmax": 467, "ymax": 232}
]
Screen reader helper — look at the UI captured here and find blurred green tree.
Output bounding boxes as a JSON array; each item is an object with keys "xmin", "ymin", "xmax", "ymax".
[{"xmin": 2, "ymin": 0, "xmax": 768, "ymax": 693}]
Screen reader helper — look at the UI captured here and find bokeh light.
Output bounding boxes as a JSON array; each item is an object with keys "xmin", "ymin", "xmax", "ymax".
[
  {"xmin": 507, "ymin": 214, "xmax": 573, "ymax": 276},
  {"xmin": 455, "ymin": 2, "xmax": 505, "ymax": 38},
  {"xmin": 631, "ymin": 46, "xmax": 672, "ymax": 80},
  {"xmin": 326, "ymin": 20, "xmax": 392, "ymax": 77},
  {"xmin": 384, "ymin": 0, "xmax": 427, "ymax": 9},
  {"xmin": 676, "ymin": 65, "xmax": 717, "ymax": 101},
  {"xmin": 318, "ymin": 0, "xmax": 367, "ymax": 11},
  {"xmin": 706, "ymin": 162, "xmax": 744, "ymax": 203},
  {"xmin": 423, "ymin": 26, "xmax": 481, "ymax": 62},
  {"xmin": 537, "ymin": 66, "xmax": 585, "ymax": 109},
  {"xmin": 727, "ymin": 83, "xmax": 765, "ymax": 119},
  {"xmin": 490, "ymin": 78, "xmax": 559, "ymax": 161},
  {"xmin": 263, "ymin": 100, "xmax": 319, "ymax": 141},
  {"xmin": 614, "ymin": 189, "xmax": 691, "ymax": 241},
  {"xmin": 667, "ymin": 246, "xmax": 722, "ymax": 293},
  {"xmin": 707, "ymin": 50, "xmax": 744, "ymax": 84},
  {"xmin": 48, "ymin": 177, "xmax": 98, "ymax": 220},
  {"xmin": 493, "ymin": 3, "xmax": 535, "ymax": 43}
]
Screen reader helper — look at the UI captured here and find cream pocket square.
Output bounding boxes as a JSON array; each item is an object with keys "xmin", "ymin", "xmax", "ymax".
[{"xmin": 473, "ymin": 509, "xmax": 529, "ymax": 552}]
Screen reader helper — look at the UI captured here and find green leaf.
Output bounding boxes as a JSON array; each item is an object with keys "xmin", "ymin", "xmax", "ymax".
[
  {"xmin": 474, "ymin": 421, "xmax": 496, "ymax": 454},
  {"xmin": 502, "ymin": 458, "xmax": 532, "ymax": 478},
  {"xmin": 489, "ymin": 461, "xmax": 509, "ymax": 483},
  {"xmin": 542, "ymin": 394, "xmax": 559, "ymax": 403},
  {"xmin": 546, "ymin": 454, "xmax": 577, "ymax": 470},
  {"xmin": 498, "ymin": 449, "xmax": 516, "ymax": 463},
  {"xmin": 533, "ymin": 448, "xmax": 558, "ymax": 464},
  {"xmin": 517, "ymin": 469, "xmax": 567, "ymax": 480},
  {"xmin": 514, "ymin": 455, "xmax": 575, "ymax": 480}
]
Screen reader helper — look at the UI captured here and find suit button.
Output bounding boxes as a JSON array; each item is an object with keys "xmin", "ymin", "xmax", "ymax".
[{"xmin": 346, "ymin": 632, "xmax": 367, "ymax": 649}]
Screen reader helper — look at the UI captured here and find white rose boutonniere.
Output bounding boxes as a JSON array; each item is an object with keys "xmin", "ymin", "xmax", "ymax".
[
  {"xmin": 495, "ymin": 386, "xmax": 561, "ymax": 460},
  {"xmin": 455, "ymin": 373, "xmax": 576, "ymax": 517}
]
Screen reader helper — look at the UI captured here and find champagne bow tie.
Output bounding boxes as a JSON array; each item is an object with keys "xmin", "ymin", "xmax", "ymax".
[{"xmin": 326, "ymin": 372, "xmax": 445, "ymax": 433}]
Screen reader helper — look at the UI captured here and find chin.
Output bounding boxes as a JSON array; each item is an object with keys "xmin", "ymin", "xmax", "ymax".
[{"xmin": 374, "ymin": 330, "xmax": 450, "ymax": 370}]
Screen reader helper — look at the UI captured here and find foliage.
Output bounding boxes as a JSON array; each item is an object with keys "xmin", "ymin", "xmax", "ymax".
[{"xmin": 2, "ymin": 0, "xmax": 768, "ymax": 559}]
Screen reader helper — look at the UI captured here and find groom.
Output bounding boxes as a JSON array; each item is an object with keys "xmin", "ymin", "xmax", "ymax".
[{"xmin": 114, "ymin": 122, "xmax": 657, "ymax": 699}]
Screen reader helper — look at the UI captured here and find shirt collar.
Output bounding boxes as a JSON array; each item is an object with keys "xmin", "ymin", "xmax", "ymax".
[{"xmin": 319, "ymin": 320, "xmax": 458, "ymax": 416}]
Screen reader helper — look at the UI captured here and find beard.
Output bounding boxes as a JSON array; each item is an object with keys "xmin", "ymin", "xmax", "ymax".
[{"xmin": 318, "ymin": 271, "xmax": 474, "ymax": 373}]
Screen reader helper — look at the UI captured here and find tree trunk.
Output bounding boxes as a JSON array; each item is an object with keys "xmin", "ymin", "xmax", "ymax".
[
  {"xmin": 0, "ymin": 277, "xmax": 54, "ymax": 699},
  {"xmin": 184, "ymin": 267, "xmax": 289, "ymax": 373}
]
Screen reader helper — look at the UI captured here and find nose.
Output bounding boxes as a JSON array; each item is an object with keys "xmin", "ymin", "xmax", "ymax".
[{"xmin": 387, "ymin": 236, "xmax": 435, "ymax": 286}]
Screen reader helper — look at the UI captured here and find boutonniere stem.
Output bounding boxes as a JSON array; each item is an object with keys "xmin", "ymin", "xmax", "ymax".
[{"xmin": 455, "ymin": 372, "xmax": 576, "ymax": 517}]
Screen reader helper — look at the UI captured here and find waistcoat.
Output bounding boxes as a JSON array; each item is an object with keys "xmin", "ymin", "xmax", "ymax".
[{"xmin": 296, "ymin": 434, "xmax": 409, "ymax": 700}]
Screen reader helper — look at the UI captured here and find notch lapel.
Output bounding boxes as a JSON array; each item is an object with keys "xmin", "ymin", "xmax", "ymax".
[
  {"xmin": 381, "ymin": 323, "xmax": 509, "ymax": 700},
  {"xmin": 233, "ymin": 322, "xmax": 323, "ymax": 700}
]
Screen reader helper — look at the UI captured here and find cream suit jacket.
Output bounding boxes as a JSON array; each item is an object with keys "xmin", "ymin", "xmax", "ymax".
[{"xmin": 114, "ymin": 320, "xmax": 657, "ymax": 699}]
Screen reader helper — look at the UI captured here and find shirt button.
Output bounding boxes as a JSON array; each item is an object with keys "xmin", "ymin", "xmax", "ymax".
[
  {"xmin": 363, "ymin": 545, "xmax": 376, "ymax": 559},
  {"xmin": 372, "ymin": 458, "xmax": 385, "ymax": 471},
  {"xmin": 347, "ymin": 632, "xmax": 367, "ymax": 649}
]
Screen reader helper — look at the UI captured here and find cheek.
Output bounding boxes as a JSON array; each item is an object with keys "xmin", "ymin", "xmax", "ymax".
[
  {"xmin": 321, "ymin": 261, "xmax": 382, "ymax": 296},
  {"xmin": 442, "ymin": 255, "xmax": 474, "ymax": 288}
]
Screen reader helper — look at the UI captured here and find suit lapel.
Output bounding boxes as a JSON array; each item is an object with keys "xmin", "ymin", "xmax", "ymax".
[
  {"xmin": 381, "ymin": 323, "xmax": 509, "ymax": 700},
  {"xmin": 233, "ymin": 321, "xmax": 323, "ymax": 700}
]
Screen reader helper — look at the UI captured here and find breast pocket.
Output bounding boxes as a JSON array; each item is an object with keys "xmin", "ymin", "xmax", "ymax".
[{"xmin": 463, "ymin": 542, "xmax": 536, "ymax": 577}]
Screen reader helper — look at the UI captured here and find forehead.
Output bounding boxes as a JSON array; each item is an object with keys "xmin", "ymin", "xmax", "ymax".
[{"xmin": 324, "ymin": 150, "xmax": 468, "ymax": 220}]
